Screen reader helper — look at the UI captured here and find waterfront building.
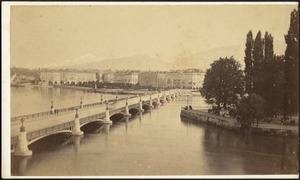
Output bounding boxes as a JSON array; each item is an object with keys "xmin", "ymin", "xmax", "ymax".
[
  {"xmin": 165, "ymin": 69, "xmax": 204, "ymax": 90},
  {"xmin": 40, "ymin": 71, "xmax": 96, "ymax": 84},
  {"xmin": 103, "ymin": 73, "xmax": 114, "ymax": 83},
  {"xmin": 138, "ymin": 71, "xmax": 168, "ymax": 88},
  {"xmin": 114, "ymin": 71, "xmax": 139, "ymax": 85}
]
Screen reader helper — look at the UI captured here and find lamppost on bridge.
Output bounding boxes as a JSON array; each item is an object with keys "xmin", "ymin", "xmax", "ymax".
[
  {"xmin": 100, "ymin": 94, "xmax": 103, "ymax": 104},
  {"xmin": 80, "ymin": 97, "xmax": 83, "ymax": 108},
  {"xmin": 75, "ymin": 107, "xmax": 79, "ymax": 118},
  {"xmin": 20, "ymin": 117, "xmax": 25, "ymax": 132},
  {"xmin": 116, "ymin": 93, "xmax": 118, "ymax": 101}
]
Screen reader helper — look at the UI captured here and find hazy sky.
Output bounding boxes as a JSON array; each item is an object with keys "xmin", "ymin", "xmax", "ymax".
[{"xmin": 9, "ymin": 3, "xmax": 298, "ymax": 68}]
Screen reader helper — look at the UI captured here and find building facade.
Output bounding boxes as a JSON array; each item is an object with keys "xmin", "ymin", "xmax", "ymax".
[
  {"xmin": 165, "ymin": 70, "xmax": 204, "ymax": 89},
  {"xmin": 114, "ymin": 72, "xmax": 139, "ymax": 85},
  {"xmin": 138, "ymin": 72, "xmax": 168, "ymax": 88},
  {"xmin": 103, "ymin": 73, "xmax": 114, "ymax": 83},
  {"xmin": 40, "ymin": 71, "xmax": 96, "ymax": 84}
]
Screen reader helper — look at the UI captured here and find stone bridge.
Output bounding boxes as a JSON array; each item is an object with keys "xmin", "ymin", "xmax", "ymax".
[{"xmin": 11, "ymin": 89, "xmax": 181, "ymax": 156}]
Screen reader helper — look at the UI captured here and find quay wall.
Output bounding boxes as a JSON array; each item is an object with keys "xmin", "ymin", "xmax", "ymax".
[{"xmin": 180, "ymin": 109, "xmax": 298, "ymax": 137}]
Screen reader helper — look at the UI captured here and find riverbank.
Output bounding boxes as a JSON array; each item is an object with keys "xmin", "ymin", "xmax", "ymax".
[{"xmin": 180, "ymin": 109, "xmax": 298, "ymax": 137}]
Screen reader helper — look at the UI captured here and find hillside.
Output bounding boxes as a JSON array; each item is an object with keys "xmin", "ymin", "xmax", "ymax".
[
  {"xmin": 65, "ymin": 54, "xmax": 171, "ymax": 71},
  {"xmin": 171, "ymin": 41, "xmax": 286, "ymax": 70}
]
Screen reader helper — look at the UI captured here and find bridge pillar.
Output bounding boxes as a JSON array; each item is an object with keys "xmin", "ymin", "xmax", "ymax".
[
  {"xmin": 103, "ymin": 103, "xmax": 113, "ymax": 124},
  {"xmin": 138, "ymin": 96, "xmax": 144, "ymax": 112},
  {"xmin": 162, "ymin": 94, "xmax": 167, "ymax": 103},
  {"xmin": 177, "ymin": 90, "xmax": 181, "ymax": 96},
  {"xmin": 13, "ymin": 118, "xmax": 32, "ymax": 156},
  {"xmin": 149, "ymin": 95, "xmax": 154, "ymax": 109},
  {"xmin": 80, "ymin": 97, "xmax": 83, "ymax": 108},
  {"xmin": 168, "ymin": 91, "xmax": 172, "ymax": 101},
  {"xmin": 157, "ymin": 94, "xmax": 161, "ymax": 106},
  {"xmin": 72, "ymin": 108, "xmax": 83, "ymax": 135},
  {"xmin": 50, "ymin": 100, "xmax": 54, "ymax": 114},
  {"xmin": 124, "ymin": 97, "xmax": 131, "ymax": 117}
]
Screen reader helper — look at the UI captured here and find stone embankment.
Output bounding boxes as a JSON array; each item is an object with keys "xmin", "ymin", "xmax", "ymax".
[{"xmin": 180, "ymin": 109, "xmax": 298, "ymax": 137}]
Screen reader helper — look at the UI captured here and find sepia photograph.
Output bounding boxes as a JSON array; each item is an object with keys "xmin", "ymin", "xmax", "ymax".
[{"xmin": 2, "ymin": 1, "xmax": 299, "ymax": 178}]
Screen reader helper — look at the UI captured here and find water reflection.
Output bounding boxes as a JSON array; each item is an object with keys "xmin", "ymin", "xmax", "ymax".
[
  {"xmin": 11, "ymin": 156, "xmax": 32, "ymax": 176},
  {"xmin": 72, "ymin": 136, "xmax": 82, "ymax": 154},
  {"xmin": 138, "ymin": 112, "xmax": 142, "ymax": 124},
  {"xmin": 124, "ymin": 117, "xmax": 129, "ymax": 135},
  {"xmin": 181, "ymin": 117, "xmax": 298, "ymax": 174}
]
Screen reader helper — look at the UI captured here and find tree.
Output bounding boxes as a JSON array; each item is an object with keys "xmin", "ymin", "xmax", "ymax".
[
  {"xmin": 263, "ymin": 55, "xmax": 285, "ymax": 118},
  {"xmin": 264, "ymin": 32, "xmax": 274, "ymax": 62},
  {"xmin": 236, "ymin": 93, "xmax": 265, "ymax": 131},
  {"xmin": 200, "ymin": 57, "xmax": 244, "ymax": 109},
  {"xmin": 252, "ymin": 31, "xmax": 265, "ymax": 95},
  {"xmin": 283, "ymin": 9, "xmax": 299, "ymax": 119},
  {"xmin": 244, "ymin": 30, "xmax": 254, "ymax": 94},
  {"xmin": 261, "ymin": 32, "xmax": 276, "ymax": 118}
]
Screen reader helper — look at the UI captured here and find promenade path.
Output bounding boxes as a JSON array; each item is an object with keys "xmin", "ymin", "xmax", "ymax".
[
  {"xmin": 11, "ymin": 94, "xmax": 158, "ymax": 139},
  {"xmin": 186, "ymin": 109, "xmax": 298, "ymax": 132}
]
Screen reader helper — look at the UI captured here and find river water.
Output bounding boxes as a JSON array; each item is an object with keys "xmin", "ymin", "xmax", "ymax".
[
  {"xmin": 10, "ymin": 87, "xmax": 298, "ymax": 176},
  {"xmin": 11, "ymin": 86, "xmax": 129, "ymax": 117}
]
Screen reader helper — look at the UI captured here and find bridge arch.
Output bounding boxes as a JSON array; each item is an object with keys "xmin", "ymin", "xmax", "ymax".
[
  {"xmin": 27, "ymin": 130, "xmax": 72, "ymax": 146},
  {"xmin": 129, "ymin": 108, "xmax": 139, "ymax": 116},
  {"xmin": 110, "ymin": 113, "xmax": 125, "ymax": 122},
  {"xmin": 142, "ymin": 104, "xmax": 151, "ymax": 111},
  {"xmin": 80, "ymin": 120, "xmax": 103, "ymax": 133}
]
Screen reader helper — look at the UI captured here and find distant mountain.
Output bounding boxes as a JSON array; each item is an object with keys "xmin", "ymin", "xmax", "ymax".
[
  {"xmin": 58, "ymin": 41, "xmax": 286, "ymax": 71},
  {"xmin": 171, "ymin": 41, "xmax": 286, "ymax": 70},
  {"xmin": 66, "ymin": 54, "xmax": 172, "ymax": 71},
  {"xmin": 58, "ymin": 53, "xmax": 101, "ymax": 67}
]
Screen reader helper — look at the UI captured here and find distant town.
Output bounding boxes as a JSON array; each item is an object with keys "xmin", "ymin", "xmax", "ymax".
[{"xmin": 11, "ymin": 67, "xmax": 205, "ymax": 91}]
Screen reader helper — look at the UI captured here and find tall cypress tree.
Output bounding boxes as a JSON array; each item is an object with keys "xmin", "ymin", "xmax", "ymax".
[
  {"xmin": 264, "ymin": 32, "xmax": 274, "ymax": 62},
  {"xmin": 284, "ymin": 9, "xmax": 299, "ymax": 119},
  {"xmin": 244, "ymin": 31, "xmax": 254, "ymax": 94},
  {"xmin": 263, "ymin": 32, "xmax": 276, "ymax": 117},
  {"xmin": 253, "ymin": 31, "xmax": 264, "ymax": 95}
]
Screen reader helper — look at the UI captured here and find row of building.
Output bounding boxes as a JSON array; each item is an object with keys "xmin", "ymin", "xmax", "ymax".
[{"xmin": 40, "ymin": 69, "xmax": 205, "ymax": 89}]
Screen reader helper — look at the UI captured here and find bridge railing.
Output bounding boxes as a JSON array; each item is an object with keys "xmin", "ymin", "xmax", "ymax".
[
  {"xmin": 11, "ymin": 111, "xmax": 52, "ymax": 122},
  {"xmin": 11, "ymin": 120, "xmax": 76, "ymax": 146},
  {"xmin": 80, "ymin": 112, "xmax": 106, "ymax": 125},
  {"xmin": 10, "ymin": 91, "xmax": 170, "ymax": 122}
]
